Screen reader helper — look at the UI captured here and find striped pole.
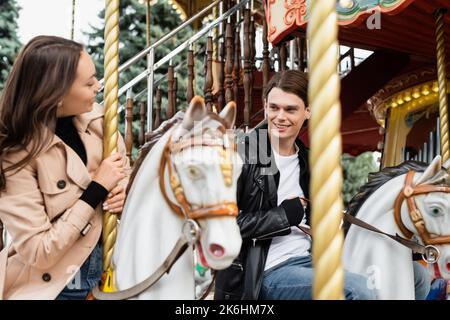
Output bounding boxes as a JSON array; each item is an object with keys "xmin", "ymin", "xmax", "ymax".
[
  {"xmin": 71, "ymin": 0, "xmax": 76, "ymax": 40},
  {"xmin": 434, "ymin": 9, "xmax": 449, "ymax": 163},
  {"xmin": 101, "ymin": 0, "xmax": 120, "ymax": 292},
  {"xmin": 308, "ymin": 0, "xmax": 345, "ymax": 300}
]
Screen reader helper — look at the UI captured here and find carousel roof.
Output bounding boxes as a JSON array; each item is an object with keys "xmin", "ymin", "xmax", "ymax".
[
  {"xmin": 170, "ymin": 0, "xmax": 212, "ymax": 18},
  {"xmin": 267, "ymin": 0, "xmax": 450, "ymax": 154},
  {"xmin": 267, "ymin": 0, "xmax": 450, "ymax": 60}
]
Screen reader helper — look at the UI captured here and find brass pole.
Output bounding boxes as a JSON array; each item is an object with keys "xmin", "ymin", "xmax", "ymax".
[
  {"xmin": 101, "ymin": 0, "xmax": 120, "ymax": 292},
  {"xmin": 308, "ymin": 0, "xmax": 345, "ymax": 299},
  {"xmin": 71, "ymin": 0, "xmax": 76, "ymax": 40},
  {"xmin": 146, "ymin": 0, "xmax": 152, "ymax": 132},
  {"xmin": 434, "ymin": 8, "xmax": 449, "ymax": 163},
  {"xmin": 146, "ymin": 0, "xmax": 151, "ymax": 47}
]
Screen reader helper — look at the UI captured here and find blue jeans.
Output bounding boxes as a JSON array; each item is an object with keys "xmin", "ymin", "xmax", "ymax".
[
  {"xmin": 56, "ymin": 242, "xmax": 103, "ymax": 300},
  {"xmin": 259, "ymin": 255, "xmax": 376, "ymax": 300},
  {"xmin": 413, "ymin": 261, "xmax": 431, "ymax": 300},
  {"xmin": 259, "ymin": 256, "xmax": 431, "ymax": 300}
]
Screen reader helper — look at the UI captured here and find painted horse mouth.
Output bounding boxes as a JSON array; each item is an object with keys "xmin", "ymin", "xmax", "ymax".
[
  {"xmin": 446, "ymin": 262, "xmax": 450, "ymax": 272},
  {"xmin": 196, "ymin": 241, "xmax": 210, "ymax": 269}
]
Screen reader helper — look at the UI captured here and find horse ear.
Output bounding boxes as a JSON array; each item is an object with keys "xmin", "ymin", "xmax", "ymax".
[
  {"xmin": 219, "ymin": 101, "xmax": 237, "ymax": 129},
  {"xmin": 416, "ymin": 155, "xmax": 442, "ymax": 185},
  {"xmin": 183, "ymin": 96, "xmax": 207, "ymax": 130}
]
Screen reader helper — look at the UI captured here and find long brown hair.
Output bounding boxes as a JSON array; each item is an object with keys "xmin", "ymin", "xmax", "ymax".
[{"xmin": 0, "ymin": 35, "xmax": 83, "ymax": 190}]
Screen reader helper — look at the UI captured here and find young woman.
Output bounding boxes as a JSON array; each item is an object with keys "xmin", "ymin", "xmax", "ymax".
[{"xmin": 0, "ymin": 36, "xmax": 130, "ymax": 300}]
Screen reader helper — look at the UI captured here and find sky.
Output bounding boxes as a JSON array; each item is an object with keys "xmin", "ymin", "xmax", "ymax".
[
  {"xmin": 17, "ymin": 0, "xmax": 104, "ymax": 44},
  {"xmin": 15, "ymin": 0, "xmax": 371, "ymax": 73}
]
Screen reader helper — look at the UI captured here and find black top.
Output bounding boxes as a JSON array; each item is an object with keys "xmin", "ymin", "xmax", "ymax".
[
  {"xmin": 55, "ymin": 116, "xmax": 87, "ymax": 164},
  {"xmin": 55, "ymin": 117, "xmax": 108, "ymax": 209}
]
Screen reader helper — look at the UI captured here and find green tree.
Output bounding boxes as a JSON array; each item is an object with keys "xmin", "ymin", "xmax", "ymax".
[
  {"xmin": 342, "ymin": 152, "xmax": 379, "ymax": 206},
  {"xmin": 84, "ymin": 0, "xmax": 205, "ymax": 158},
  {"xmin": 0, "ymin": 0, "xmax": 21, "ymax": 91}
]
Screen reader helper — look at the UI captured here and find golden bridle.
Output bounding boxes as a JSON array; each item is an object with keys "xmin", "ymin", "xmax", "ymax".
[
  {"xmin": 159, "ymin": 127, "xmax": 238, "ymax": 221},
  {"xmin": 394, "ymin": 170, "xmax": 450, "ymax": 246}
]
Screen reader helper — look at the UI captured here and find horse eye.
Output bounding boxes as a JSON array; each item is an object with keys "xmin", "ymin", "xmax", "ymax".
[
  {"xmin": 429, "ymin": 207, "xmax": 443, "ymax": 217},
  {"xmin": 186, "ymin": 166, "xmax": 204, "ymax": 180}
]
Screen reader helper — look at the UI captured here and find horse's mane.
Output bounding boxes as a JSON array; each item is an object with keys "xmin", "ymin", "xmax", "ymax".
[
  {"xmin": 344, "ymin": 161, "xmax": 428, "ymax": 234},
  {"xmin": 126, "ymin": 112, "xmax": 184, "ymax": 194}
]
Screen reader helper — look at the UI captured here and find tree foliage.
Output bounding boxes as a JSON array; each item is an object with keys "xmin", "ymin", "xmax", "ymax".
[
  {"xmin": 342, "ymin": 152, "xmax": 379, "ymax": 206},
  {"xmin": 0, "ymin": 0, "xmax": 21, "ymax": 91},
  {"xmin": 84, "ymin": 0, "xmax": 206, "ymax": 158}
]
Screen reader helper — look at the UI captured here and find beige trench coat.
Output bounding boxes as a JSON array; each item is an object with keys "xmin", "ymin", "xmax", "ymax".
[{"xmin": 0, "ymin": 103, "xmax": 130, "ymax": 299}]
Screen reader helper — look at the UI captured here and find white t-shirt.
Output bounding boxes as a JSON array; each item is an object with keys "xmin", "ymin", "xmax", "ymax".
[{"xmin": 264, "ymin": 146, "xmax": 311, "ymax": 271}]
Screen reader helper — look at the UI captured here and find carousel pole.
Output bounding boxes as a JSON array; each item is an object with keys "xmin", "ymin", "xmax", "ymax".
[
  {"xmin": 146, "ymin": 0, "xmax": 154, "ymax": 132},
  {"xmin": 145, "ymin": 0, "xmax": 151, "ymax": 47},
  {"xmin": 145, "ymin": 0, "xmax": 152, "ymax": 132},
  {"xmin": 307, "ymin": 0, "xmax": 344, "ymax": 299},
  {"xmin": 101, "ymin": 0, "xmax": 120, "ymax": 292},
  {"xmin": 434, "ymin": 9, "xmax": 449, "ymax": 163},
  {"xmin": 71, "ymin": 0, "xmax": 76, "ymax": 40}
]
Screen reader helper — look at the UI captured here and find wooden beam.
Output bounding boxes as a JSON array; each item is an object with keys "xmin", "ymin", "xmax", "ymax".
[{"xmin": 341, "ymin": 50, "xmax": 410, "ymax": 120}]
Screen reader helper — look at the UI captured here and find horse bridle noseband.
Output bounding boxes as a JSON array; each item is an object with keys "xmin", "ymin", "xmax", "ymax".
[
  {"xmin": 394, "ymin": 170, "xmax": 450, "ymax": 247},
  {"xmin": 338, "ymin": 170, "xmax": 450, "ymax": 265},
  {"xmin": 391, "ymin": 170, "xmax": 450, "ymax": 270},
  {"xmin": 159, "ymin": 132, "xmax": 238, "ymax": 223},
  {"xmin": 93, "ymin": 129, "xmax": 238, "ymax": 300}
]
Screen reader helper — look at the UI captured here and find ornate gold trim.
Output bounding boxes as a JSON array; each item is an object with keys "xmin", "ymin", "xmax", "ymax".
[{"xmin": 374, "ymin": 80, "xmax": 450, "ymax": 126}]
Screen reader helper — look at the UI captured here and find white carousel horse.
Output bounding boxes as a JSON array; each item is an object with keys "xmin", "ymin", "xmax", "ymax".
[
  {"xmin": 343, "ymin": 156, "xmax": 450, "ymax": 299},
  {"xmin": 111, "ymin": 97, "xmax": 243, "ymax": 299}
]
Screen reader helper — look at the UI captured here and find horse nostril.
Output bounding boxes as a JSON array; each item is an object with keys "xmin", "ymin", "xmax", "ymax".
[
  {"xmin": 209, "ymin": 243, "xmax": 225, "ymax": 258},
  {"xmin": 447, "ymin": 262, "xmax": 450, "ymax": 271}
]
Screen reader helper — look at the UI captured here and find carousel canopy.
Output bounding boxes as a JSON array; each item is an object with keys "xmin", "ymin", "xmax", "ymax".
[
  {"xmin": 268, "ymin": 0, "xmax": 450, "ymax": 154},
  {"xmin": 169, "ymin": 0, "xmax": 212, "ymax": 18},
  {"xmin": 267, "ymin": 0, "xmax": 450, "ymax": 60}
]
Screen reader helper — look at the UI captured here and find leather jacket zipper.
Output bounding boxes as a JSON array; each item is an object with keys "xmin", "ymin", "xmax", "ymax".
[
  {"xmin": 259, "ymin": 226, "xmax": 291, "ymax": 240},
  {"xmin": 252, "ymin": 193, "xmax": 265, "ymax": 247},
  {"xmin": 253, "ymin": 226, "xmax": 291, "ymax": 243},
  {"xmin": 231, "ymin": 262, "xmax": 243, "ymax": 271}
]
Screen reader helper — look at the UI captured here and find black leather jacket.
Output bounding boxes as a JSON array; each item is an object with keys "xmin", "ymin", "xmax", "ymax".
[{"xmin": 214, "ymin": 122, "xmax": 311, "ymax": 300}]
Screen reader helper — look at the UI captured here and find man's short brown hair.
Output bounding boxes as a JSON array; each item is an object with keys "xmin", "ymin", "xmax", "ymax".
[{"xmin": 263, "ymin": 70, "xmax": 309, "ymax": 106}]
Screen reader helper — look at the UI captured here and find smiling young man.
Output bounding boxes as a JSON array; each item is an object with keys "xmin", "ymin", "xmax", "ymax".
[{"xmin": 214, "ymin": 70, "xmax": 376, "ymax": 300}]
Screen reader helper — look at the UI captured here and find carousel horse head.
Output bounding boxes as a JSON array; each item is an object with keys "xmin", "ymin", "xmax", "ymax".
[
  {"xmin": 396, "ymin": 156, "xmax": 450, "ymax": 280},
  {"xmin": 160, "ymin": 96, "xmax": 243, "ymax": 270},
  {"xmin": 112, "ymin": 96, "xmax": 243, "ymax": 299},
  {"xmin": 343, "ymin": 156, "xmax": 450, "ymax": 299}
]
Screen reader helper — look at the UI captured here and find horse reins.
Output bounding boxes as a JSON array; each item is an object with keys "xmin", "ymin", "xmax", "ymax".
[
  {"xmin": 341, "ymin": 170, "xmax": 450, "ymax": 268},
  {"xmin": 393, "ymin": 171, "xmax": 450, "ymax": 246},
  {"xmin": 92, "ymin": 129, "xmax": 238, "ymax": 300},
  {"xmin": 302, "ymin": 170, "xmax": 450, "ymax": 264}
]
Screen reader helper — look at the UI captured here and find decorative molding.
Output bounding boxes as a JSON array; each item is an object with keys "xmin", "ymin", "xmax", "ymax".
[
  {"xmin": 365, "ymin": 67, "xmax": 440, "ymax": 122},
  {"xmin": 371, "ymin": 79, "xmax": 450, "ymax": 126},
  {"xmin": 266, "ymin": 0, "xmax": 414, "ymax": 45},
  {"xmin": 283, "ymin": 0, "xmax": 307, "ymax": 27}
]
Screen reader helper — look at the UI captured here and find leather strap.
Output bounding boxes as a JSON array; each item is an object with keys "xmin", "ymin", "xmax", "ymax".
[
  {"xmin": 159, "ymin": 141, "xmax": 185, "ymax": 218},
  {"xmin": 198, "ymin": 271, "xmax": 217, "ymax": 300},
  {"xmin": 92, "ymin": 235, "xmax": 189, "ymax": 300},
  {"xmin": 394, "ymin": 171, "xmax": 450, "ymax": 245},
  {"xmin": 393, "ymin": 171, "xmax": 415, "ymax": 239},
  {"xmin": 159, "ymin": 137, "xmax": 239, "ymax": 221},
  {"xmin": 343, "ymin": 212, "xmax": 428, "ymax": 255},
  {"xmin": 297, "ymin": 225, "xmax": 312, "ymax": 237},
  {"xmin": 296, "ymin": 213, "xmax": 427, "ymax": 254}
]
